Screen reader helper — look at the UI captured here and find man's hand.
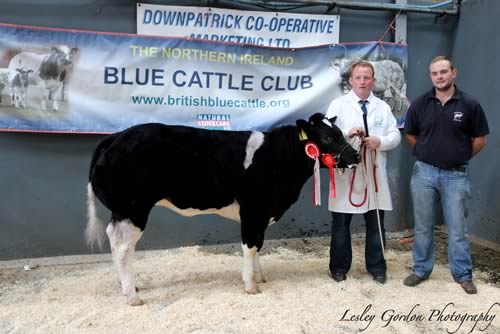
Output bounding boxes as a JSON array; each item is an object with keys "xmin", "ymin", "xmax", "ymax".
[
  {"xmin": 348, "ymin": 127, "xmax": 366, "ymax": 138},
  {"xmin": 363, "ymin": 136, "xmax": 381, "ymax": 150},
  {"xmin": 405, "ymin": 134, "xmax": 417, "ymax": 149},
  {"xmin": 471, "ymin": 136, "xmax": 487, "ymax": 156}
]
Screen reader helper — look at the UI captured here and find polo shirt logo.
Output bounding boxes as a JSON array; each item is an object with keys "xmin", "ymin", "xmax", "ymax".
[{"xmin": 453, "ymin": 111, "xmax": 464, "ymax": 122}]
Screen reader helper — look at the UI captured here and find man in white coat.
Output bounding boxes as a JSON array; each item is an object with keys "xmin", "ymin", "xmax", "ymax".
[{"xmin": 325, "ymin": 60, "xmax": 401, "ymax": 284}]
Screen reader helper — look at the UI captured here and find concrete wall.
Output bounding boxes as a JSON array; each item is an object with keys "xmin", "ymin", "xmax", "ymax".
[
  {"xmin": 451, "ymin": 0, "xmax": 500, "ymax": 245},
  {"xmin": 1, "ymin": 0, "xmax": 495, "ymax": 260}
]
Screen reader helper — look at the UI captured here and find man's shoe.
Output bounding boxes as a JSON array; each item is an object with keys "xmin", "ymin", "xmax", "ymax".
[
  {"xmin": 331, "ymin": 272, "xmax": 347, "ymax": 282},
  {"xmin": 403, "ymin": 273, "xmax": 426, "ymax": 287},
  {"xmin": 460, "ymin": 280, "xmax": 477, "ymax": 294},
  {"xmin": 371, "ymin": 272, "xmax": 386, "ymax": 284}
]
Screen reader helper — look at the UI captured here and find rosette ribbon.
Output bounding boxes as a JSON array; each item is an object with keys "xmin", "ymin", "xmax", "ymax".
[
  {"xmin": 305, "ymin": 142, "xmax": 321, "ymax": 206},
  {"xmin": 321, "ymin": 153, "xmax": 336, "ymax": 199}
]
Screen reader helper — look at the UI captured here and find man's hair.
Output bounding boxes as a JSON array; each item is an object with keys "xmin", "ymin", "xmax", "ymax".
[
  {"xmin": 350, "ymin": 60, "xmax": 375, "ymax": 77},
  {"xmin": 430, "ymin": 56, "xmax": 455, "ymax": 70}
]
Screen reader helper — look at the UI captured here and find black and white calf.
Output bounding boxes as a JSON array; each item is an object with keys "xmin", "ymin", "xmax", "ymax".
[
  {"xmin": 8, "ymin": 51, "xmax": 46, "ymax": 85},
  {"xmin": 38, "ymin": 46, "xmax": 78, "ymax": 111},
  {"xmin": 86, "ymin": 113, "xmax": 360, "ymax": 305},
  {"xmin": 0, "ymin": 68, "xmax": 33, "ymax": 107}
]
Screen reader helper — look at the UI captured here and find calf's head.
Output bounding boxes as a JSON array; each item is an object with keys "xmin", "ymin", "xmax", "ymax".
[
  {"xmin": 15, "ymin": 68, "xmax": 33, "ymax": 88},
  {"xmin": 297, "ymin": 113, "xmax": 360, "ymax": 168}
]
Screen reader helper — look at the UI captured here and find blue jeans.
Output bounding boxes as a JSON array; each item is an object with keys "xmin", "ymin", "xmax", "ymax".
[{"xmin": 410, "ymin": 161, "xmax": 472, "ymax": 283}]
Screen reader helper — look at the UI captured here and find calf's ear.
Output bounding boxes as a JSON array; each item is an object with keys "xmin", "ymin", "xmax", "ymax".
[
  {"xmin": 308, "ymin": 113, "xmax": 326, "ymax": 125},
  {"xmin": 296, "ymin": 119, "xmax": 308, "ymax": 130}
]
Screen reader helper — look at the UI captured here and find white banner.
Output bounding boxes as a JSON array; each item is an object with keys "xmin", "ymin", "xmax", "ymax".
[
  {"xmin": 137, "ymin": 3, "xmax": 340, "ymax": 48},
  {"xmin": 0, "ymin": 23, "xmax": 408, "ymax": 133}
]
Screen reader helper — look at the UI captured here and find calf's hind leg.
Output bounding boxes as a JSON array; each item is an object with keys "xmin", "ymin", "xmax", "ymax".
[{"xmin": 106, "ymin": 219, "xmax": 144, "ymax": 306}]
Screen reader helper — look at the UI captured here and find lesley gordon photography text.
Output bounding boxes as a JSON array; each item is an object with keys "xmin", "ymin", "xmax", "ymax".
[{"xmin": 336, "ymin": 302, "xmax": 499, "ymax": 333}]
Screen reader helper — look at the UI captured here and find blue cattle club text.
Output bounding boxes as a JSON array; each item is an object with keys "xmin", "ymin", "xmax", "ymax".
[{"xmin": 103, "ymin": 67, "xmax": 313, "ymax": 91}]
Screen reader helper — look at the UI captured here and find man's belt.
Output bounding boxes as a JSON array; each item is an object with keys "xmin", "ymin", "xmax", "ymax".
[
  {"xmin": 448, "ymin": 165, "xmax": 467, "ymax": 173},
  {"xmin": 421, "ymin": 161, "xmax": 467, "ymax": 172}
]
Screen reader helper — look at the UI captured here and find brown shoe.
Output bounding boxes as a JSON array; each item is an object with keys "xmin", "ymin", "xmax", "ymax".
[
  {"xmin": 403, "ymin": 273, "xmax": 426, "ymax": 287},
  {"xmin": 460, "ymin": 280, "xmax": 477, "ymax": 294}
]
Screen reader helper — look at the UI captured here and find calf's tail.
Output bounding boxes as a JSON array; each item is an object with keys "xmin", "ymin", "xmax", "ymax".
[{"xmin": 85, "ymin": 182, "xmax": 106, "ymax": 250}]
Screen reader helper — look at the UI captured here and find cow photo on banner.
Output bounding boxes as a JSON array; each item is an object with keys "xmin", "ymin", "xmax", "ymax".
[
  {"xmin": 330, "ymin": 46, "xmax": 409, "ymax": 127},
  {"xmin": 0, "ymin": 23, "xmax": 408, "ymax": 133}
]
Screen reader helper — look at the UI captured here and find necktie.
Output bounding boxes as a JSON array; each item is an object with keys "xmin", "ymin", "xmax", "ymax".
[
  {"xmin": 360, "ymin": 100, "xmax": 369, "ymax": 137},
  {"xmin": 360, "ymin": 100, "xmax": 368, "ymax": 115}
]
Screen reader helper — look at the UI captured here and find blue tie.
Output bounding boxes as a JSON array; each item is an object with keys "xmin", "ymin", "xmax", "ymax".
[
  {"xmin": 360, "ymin": 100, "xmax": 369, "ymax": 137},
  {"xmin": 360, "ymin": 100, "xmax": 368, "ymax": 115}
]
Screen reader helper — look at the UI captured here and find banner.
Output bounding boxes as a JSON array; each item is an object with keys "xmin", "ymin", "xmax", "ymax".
[
  {"xmin": 0, "ymin": 23, "xmax": 408, "ymax": 133},
  {"xmin": 137, "ymin": 3, "xmax": 340, "ymax": 48}
]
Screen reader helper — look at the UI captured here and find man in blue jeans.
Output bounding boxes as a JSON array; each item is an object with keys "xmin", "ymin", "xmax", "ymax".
[{"xmin": 403, "ymin": 56, "xmax": 489, "ymax": 294}]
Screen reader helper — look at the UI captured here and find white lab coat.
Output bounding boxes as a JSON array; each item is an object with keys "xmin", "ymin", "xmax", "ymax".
[{"xmin": 325, "ymin": 90, "xmax": 401, "ymax": 213}]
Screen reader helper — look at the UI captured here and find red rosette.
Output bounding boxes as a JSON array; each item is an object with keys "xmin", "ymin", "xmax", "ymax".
[
  {"xmin": 321, "ymin": 153, "xmax": 336, "ymax": 168},
  {"xmin": 321, "ymin": 153, "xmax": 336, "ymax": 199},
  {"xmin": 305, "ymin": 142, "xmax": 320, "ymax": 159},
  {"xmin": 304, "ymin": 142, "xmax": 321, "ymax": 206}
]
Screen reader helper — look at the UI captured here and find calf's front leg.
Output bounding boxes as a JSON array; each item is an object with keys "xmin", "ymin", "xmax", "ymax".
[{"xmin": 242, "ymin": 243, "xmax": 261, "ymax": 294}]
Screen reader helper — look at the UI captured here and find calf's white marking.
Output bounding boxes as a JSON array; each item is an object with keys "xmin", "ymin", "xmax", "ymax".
[
  {"xmin": 156, "ymin": 199, "xmax": 241, "ymax": 222},
  {"xmin": 244, "ymin": 131, "xmax": 264, "ymax": 169}
]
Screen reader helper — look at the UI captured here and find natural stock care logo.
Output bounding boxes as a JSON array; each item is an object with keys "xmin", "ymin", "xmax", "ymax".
[
  {"xmin": 453, "ymin": 111, "xmax": 464, "ymax": 122},
  {"xmin": 197, "ymin": 113, "xmax": 231, "ymax": 130}
]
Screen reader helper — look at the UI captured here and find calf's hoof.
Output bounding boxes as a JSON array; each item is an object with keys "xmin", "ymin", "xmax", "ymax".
[
  {"xmin": 127, "ymin": 296, "xmax": 144, "ymax": 306},
  {"xmin": 245, "ymin": 286, "xmax": 262, "ymax": 295}
]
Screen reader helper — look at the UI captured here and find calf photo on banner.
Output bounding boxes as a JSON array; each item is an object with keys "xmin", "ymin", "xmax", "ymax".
[{"xmin": 0, "ymin": 23, "xmax": 408, "ymax": 133}]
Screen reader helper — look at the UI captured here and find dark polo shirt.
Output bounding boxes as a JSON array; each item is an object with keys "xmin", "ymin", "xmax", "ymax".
[{"xmin": 404, "ymin": 86, "xmax": 489, "ymax": 169}]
